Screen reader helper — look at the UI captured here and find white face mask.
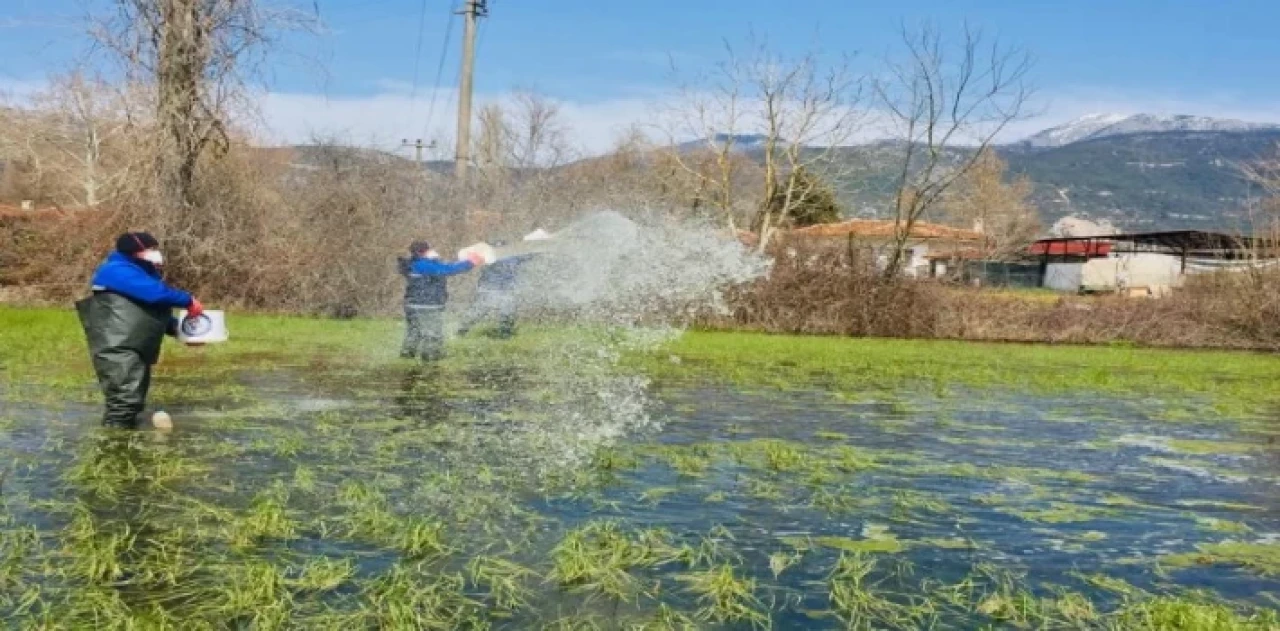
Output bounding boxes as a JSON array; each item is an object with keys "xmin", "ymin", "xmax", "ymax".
[
  {"xmin": 140, "ymin": 250, "xmax": 164, "ymax": 266},
  {"xmin": 424, "ymin": 250, "xmax": 440, "ymax": 260}
]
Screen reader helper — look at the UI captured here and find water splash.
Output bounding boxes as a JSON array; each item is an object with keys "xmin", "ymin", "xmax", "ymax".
[
  {"xmin": 453, "ymin": 209, "xmax": 768, "ymax": 475},
  {"xmin": 507, "ymin": 209, "xmax": 770, "ymax": 324}
]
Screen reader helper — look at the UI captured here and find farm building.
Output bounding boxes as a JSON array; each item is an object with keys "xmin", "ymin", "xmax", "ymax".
[
  {"xmin": 787, "ymin": 219, "xmax": 984, "ymax": 277},
  {"xmin": 1028, "ymin": 230, "xmax": 1276, "ymax": 295}
]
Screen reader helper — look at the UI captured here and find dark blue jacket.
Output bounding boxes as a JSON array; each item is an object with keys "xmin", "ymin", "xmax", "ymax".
[
  {"xmin": 401, "ymin": 256, "xmax": 474, "ymax": 307},
  {"xmin": 477, "ymin": 254, "xmax": 535, "ymax": 292},
  {"xmin": 90, "ymin": 252, "xmax": 193, "ymax": 308}
]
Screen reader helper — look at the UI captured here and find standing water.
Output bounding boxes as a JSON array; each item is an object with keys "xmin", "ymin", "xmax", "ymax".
[{"xmin": 0, "ymin": 210, "xmax": 1277, "ymax": 628}]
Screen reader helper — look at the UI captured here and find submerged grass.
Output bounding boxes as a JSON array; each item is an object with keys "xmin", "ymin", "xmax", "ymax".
[
  {"xmin": 678, "ymin": 563, "xmax": 769, "ymax": 628},
  {"xmin": 3, "ymin": 306, "xmax": 1279, "ymax": 628},
  {"xmin": 1161, "ymin": 542, "xmax": 1280, "ymax": 577}
]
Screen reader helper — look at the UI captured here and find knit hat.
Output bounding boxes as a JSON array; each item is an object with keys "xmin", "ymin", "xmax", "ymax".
[
  {"xmin": 409, "ymin": 240, "xmax": 432, "ymax": 254},
  {"xmin": 115, "ymin": 232, "xmax": 160, "ymax": 254}
]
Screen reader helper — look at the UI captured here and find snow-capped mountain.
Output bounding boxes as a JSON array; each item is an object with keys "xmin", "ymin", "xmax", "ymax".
[
  {"xmin": 1020, "ymin": 113, "xmax": 1130, "ymax": 148},
  {"xmin": 1018, "ymin": 113, "xmax": 1280, "ymax": 148}
]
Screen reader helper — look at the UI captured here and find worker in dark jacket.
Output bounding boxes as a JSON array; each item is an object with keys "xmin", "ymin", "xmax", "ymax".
[
  {"xmin": 398, "ymin": 240, "xmax": 483, "ymax": 360},
  {"xmin": 457, "ymin": 241, "xmax": 536, "ymax": 339},
  {"xmin": 76, "ymin": 232, "xmax": 202, "ymax": 429}
]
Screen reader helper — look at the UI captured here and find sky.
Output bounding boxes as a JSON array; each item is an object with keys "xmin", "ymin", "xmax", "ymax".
[{"xmin": 2, "ymin": 0, "xmax": 1278, "ymax": 157}]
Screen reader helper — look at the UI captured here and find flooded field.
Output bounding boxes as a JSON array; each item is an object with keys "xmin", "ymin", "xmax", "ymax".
[{"xmin": 2, "ymin": 308, "xmax": 1279, "ymax": 629}]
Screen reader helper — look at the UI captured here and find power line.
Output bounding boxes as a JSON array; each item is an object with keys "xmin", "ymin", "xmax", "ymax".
[
  {"xmin": 407, "ymin": 0, "xmax": 430, "ymax": 110},
  {"xmin": 421, "ymin": 2, "xmax": 458, "ymax": 141}
]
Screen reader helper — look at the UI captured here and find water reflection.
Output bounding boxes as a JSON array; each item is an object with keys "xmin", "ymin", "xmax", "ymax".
[
  {"xmin": 71, "ymin": 431, "xmax": 168, "ymax": 612},
  {"xmin": 394, "ymin": 364, "xmax": 450, "ymax": 425}
]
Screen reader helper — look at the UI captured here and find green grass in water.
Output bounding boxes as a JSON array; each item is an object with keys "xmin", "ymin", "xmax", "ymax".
[{"xmin": 1161, "ymin": 542, "xmax": 1280, "ymax": 577}]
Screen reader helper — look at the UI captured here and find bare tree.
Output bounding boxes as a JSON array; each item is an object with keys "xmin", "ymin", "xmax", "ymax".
[
  {"xmin": 0, "ymin": 75, "xmax": 147, "ymax": 207},
  {"xmin": 0, "ymin": 106, "xmax": 53, "ymax": 202},
  {"xmin": 659, "ymin": 49, "xmax": 747, "ymax": 231},
  {"xmin": 89, "ymin": 0, "xmax": 317, "ymax": 207},
  {"xmin": 1241, "ymin": 148, "xmax": 1280, "ymax": 248},
  {"xmin": 877, "ymin": 24, "xmax": 1033, "ymax": 278},
  {"xmin": 741, "ymin": 42, "xmax": 865, "ymax": 252},
  {"xmin": 28, "ymin": 74, "xmax": 141, "ymax": 208},
  {"xmin": 662, "ymin": 39, "xmax": 866, "ymax": 251},
  {"xmin": 474, "ymin": 91, "xmax": 576, "ymax": 173},
  {"xmin": 463, "ymin": 90, "xmax": 585, "ymax": 237},
  {"xmin": 506, "ymin": 91, "xmax": 575, "ymax": 170},
  {"xmin": 474, "ymin": 103, "xmax": 511, "ymax": 179},
  {"xmin": 940, "ymin": 147, "xmax": 1040, "ymax": 259}
]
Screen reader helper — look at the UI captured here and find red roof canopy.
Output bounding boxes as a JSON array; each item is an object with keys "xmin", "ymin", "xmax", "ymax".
[{"xmin": 1028, "ymin": 240, "xmax": 1112, "ymax": 256}]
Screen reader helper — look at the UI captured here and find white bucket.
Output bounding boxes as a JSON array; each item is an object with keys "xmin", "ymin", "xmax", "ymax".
[
  {"xmin": 457, "ymin": 242, "xmax": 498, "ymax": 265},
  {"xmin": 177, "ymin": 310, "xmax": 229, "ymax": 344}
]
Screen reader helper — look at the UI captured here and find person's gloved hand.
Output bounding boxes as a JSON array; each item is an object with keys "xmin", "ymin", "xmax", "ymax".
[
  {"xmin": 465, "ymin": 252, "xmax": 486, "ymax": 267},
  {"xmin": 187, "ymin": 298, "xmax": 204, "ymax": 318}
]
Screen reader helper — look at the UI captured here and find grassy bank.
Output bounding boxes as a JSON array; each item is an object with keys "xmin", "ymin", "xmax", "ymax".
[
  {"xmin": 5, "ymin": 306, "xmax": 1279, "ymax": 417},
  {"xmin": 646, "ymin": 330, "xmax": 1280, "ymax": 410}
]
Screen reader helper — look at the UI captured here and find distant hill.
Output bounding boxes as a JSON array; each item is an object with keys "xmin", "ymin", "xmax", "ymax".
[
  {"xmin": 1016, "ymin": 113, "xmax": 1280, "ymax": 149},
  {"xmin": 261, "ymin": 115, "xmax": 1280, "ymax": 233},
  {"xmin": 258, "ymin": 144, "xmax": 442, "ymax": 173},
  {"xmin": 1002, "ymin": 129, "xmax": 1280, "ymax": 231},
  {"xmin": 675, "ymin": 134, "xmax": 781, "ymax": 152},
  {"xmin": 758, "ymin": 118, "xmax": 1280, "ymax": 232}
]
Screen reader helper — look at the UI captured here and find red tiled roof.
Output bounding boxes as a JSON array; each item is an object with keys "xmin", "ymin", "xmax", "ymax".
[{"xmin": 792, "ymin": 219, "xmax": 983, "ymax": 241}]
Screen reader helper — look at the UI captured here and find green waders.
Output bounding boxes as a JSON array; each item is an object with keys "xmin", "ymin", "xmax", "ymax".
[
  {"xmin": 401, "ymin": 306, "xmax": 446, "ymax": 361},
  {"xmin": 76, "ymin": 292, "xmax": 173, "ymax": 428}
]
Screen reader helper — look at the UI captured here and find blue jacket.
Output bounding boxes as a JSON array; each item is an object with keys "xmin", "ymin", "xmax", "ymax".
[
  {"xmin": 401, "ymin": 256, "xmax": 474, "ymax": 307},
  {"xmin": 90, "ymin": 252, "xmax": 193, "ymax": 308},
  {"xmin": 477, "ymin": 254, "xmax": 535, "ymax": 292}
]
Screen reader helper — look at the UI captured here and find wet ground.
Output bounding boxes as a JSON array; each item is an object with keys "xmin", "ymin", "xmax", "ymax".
[{"xmin": 1, "ymin": 338, "xmax": 1278, "ymax": 628}]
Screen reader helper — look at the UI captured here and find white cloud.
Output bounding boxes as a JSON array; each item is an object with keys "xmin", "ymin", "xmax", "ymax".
[
  {"xmin": 252, "ymin": 82, "xmax": 1280, "ymax": 156},
  {"xmin": 9, "ymin": 75, "xmax": 1280, "ymax": 156},
  {"xmin": 253, "ymin": 87, "xmax": 660, "ymax": 157},
  {"xmin": 0, "ymin": 77, "xmax": 45, "ymax": 103}
]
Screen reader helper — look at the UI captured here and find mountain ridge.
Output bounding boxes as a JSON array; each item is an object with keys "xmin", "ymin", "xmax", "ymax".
[
  {"xmin": 1014, "ymin": 113, "xmax": 1280, "ymax": 149},
  {"xmin": 258, "ymin": 114, "xmax": 1280, "ymax": 233}
]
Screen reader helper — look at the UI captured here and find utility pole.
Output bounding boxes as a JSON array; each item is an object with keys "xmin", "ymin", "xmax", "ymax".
[
  {"xmin": 454, "ymin": 0, "xmax": 487, "ymax": 179},
  {"xmin": 401, "ymin": 138, "xmax": 436, "ymax": 167}
]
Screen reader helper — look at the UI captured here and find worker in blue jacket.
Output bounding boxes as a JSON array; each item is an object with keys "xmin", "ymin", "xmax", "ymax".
[
  {"xmin": 398, "ymin": 240, "xmax": 484, "ymax": 360},
  {"xmin": 457, "ymin": 240, "xmax": 536, "ymax": 339},
  {"xmin": 75, "ymin": 232, "xmax": 202, "ymax": 428}
]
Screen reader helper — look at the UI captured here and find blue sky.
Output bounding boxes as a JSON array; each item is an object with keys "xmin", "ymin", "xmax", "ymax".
[{"xmin": 2, "ymin": 0, "xmax": 1278, "ymax": 153}]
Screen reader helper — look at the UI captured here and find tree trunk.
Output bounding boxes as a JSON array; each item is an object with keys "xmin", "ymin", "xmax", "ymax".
[{"xmin": 157, "ymin": 0, "xmax": 207, "ymax": 207}]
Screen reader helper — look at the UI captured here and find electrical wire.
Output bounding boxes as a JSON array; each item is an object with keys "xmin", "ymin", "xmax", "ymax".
[
  {"xmin": 407, "ymin": 0, "xmax": 430, "ymax": 111},
  {"xmin": 421, "ymin": 2, "xmax": 458, "ymax": 141}
]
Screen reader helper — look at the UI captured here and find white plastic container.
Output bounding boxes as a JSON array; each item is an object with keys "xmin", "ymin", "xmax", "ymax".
[
  {"xmin": 457, "ymin": 242, "xmax": 498, "ymax": 265},
  {"xmin": 176, "ymin": 310, "xmax": 229, "ymax": 345}
]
